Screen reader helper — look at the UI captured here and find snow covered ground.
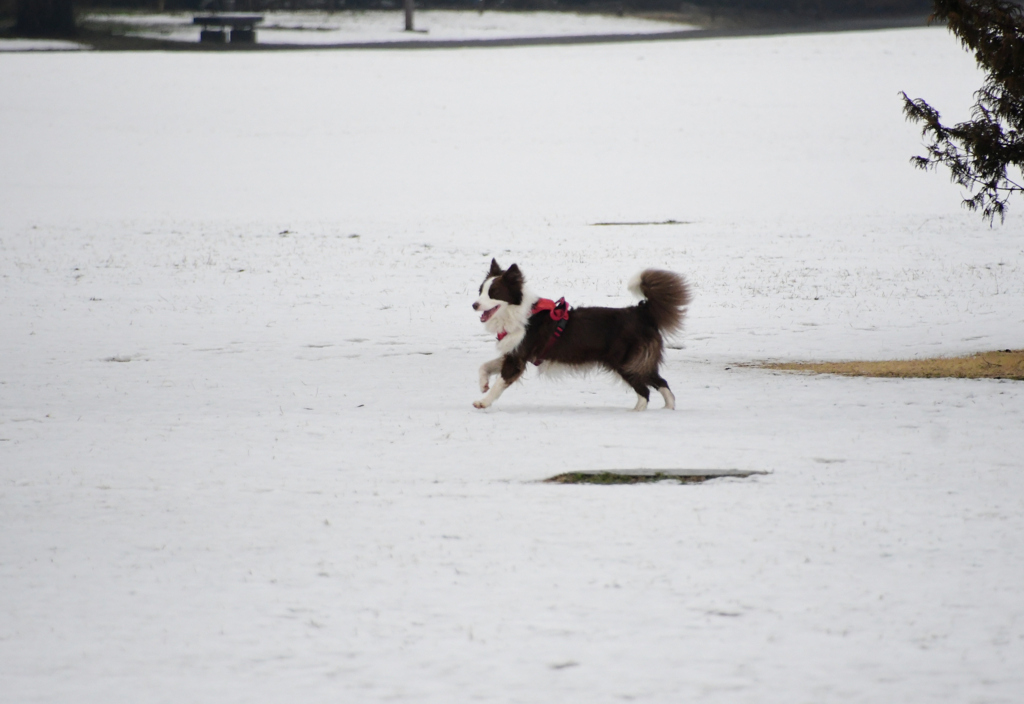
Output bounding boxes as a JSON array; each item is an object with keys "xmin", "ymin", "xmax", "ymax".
[
  {"xmin": 0, "ymin": 38, "xmax": 89, "ymax": 51},
  {"xmin": 2, "ymin": 25, "xmax": 1023, "ymax": 703},
  {"xmin": 81, "ymin": 9, "xmax": 694, "ymax": 45}
]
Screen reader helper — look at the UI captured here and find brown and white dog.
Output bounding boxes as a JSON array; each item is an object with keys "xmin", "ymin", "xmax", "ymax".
[{"xmin": 472, "ymin": 259, "xmax": 691, "ymax": 410}]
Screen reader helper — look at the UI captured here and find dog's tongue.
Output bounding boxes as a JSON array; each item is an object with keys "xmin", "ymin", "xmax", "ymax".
[{"xmin": 480, "ymin": 306, "xmax": 498, "ymax": 323}]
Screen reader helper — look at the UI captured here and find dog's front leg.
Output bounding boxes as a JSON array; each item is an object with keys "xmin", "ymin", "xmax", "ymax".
[
  {"xmin": 473, "ymin": 377, "xmax": 508, "ymax": 409},
  {"xmin": 478, "ymin": 357, "xmax": 503, "ymax": 393},
  {"xmin": 474, "ymin": 356, "xmax": 523, "ymax": 409}
]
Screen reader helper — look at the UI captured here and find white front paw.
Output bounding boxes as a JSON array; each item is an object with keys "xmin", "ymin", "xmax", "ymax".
[{"xmin": 473, "ymin": 399, "xmax": 490, "ymax": 409}]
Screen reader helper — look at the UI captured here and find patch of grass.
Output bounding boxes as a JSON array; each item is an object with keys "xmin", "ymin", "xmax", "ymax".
[
  {"xmin": 762, "ymin": 349, "xmax": 1024, "ymax": 380},
  {"xmin": 544, "ymin": 470, "xmax": 764, "ymax": 484}
]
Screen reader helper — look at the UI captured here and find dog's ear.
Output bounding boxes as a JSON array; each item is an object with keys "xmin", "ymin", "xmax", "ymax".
[
  {"xmin": 498, "ymin": 263, "xmax": 524, "ymax": 305},
  {"xmin": 489, "ymin": 258, "xmax": 502, "ymax": 277},
  {"xmin": 504, "ymin": 263, "xmax": 524, "ymax": 288}
]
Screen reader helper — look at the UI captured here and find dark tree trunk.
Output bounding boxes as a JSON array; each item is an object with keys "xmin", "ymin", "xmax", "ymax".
[{"xmin": 16, "ymin": 0, "xmax": 76, "ymax": 37}]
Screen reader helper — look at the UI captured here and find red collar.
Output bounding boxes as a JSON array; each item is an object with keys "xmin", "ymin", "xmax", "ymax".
[{"xmin": 496, "ymin": 331, "xmax": 508, "ymax": 341}]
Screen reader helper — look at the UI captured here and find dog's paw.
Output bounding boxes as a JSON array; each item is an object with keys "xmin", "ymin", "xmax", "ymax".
[
  {"xmin": 473, "ymin": 399, "xmax": 490, "ymax": 409},
  {"xmin": 480, "ymin": 382, "xmax": 490, "ymax": 393}
]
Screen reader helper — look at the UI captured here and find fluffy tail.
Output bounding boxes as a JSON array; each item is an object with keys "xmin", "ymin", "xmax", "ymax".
[{"xmin": 628, "ymin": 269, "xmax": 692, "ymax": 336}]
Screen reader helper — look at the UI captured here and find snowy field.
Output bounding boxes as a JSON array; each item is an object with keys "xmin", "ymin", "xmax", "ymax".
[
  {"xmin": 79, "ymin": 9, "xmax": 693, "ymax": 45},
  {"xmin": 2, "ymin": 25, "xmax": 1024, "ymax": 703}
]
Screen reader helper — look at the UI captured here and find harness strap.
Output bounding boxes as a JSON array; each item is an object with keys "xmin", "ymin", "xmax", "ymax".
[{"xmin": 530, "ymin": 297, "xmax": 570, "ymax": 366}]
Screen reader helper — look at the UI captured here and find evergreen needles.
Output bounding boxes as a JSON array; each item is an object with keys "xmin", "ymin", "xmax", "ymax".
[{"xmin": 902, "ymin": 0, "xmax": 1024, "ymax": 222}]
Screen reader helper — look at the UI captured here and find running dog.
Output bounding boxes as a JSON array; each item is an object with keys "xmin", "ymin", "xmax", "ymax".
[{"xmin": 472, "ymin": 259, "xmax": 691, "ymax": 410}]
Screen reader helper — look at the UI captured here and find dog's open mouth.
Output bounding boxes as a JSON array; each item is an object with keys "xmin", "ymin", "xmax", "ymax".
[{"xmin": 480, "ymin": 305, "xmax": 500, "ymax": 323}]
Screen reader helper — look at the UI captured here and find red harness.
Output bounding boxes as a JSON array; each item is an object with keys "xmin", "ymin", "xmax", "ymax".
[
  {"xmin": 530, "ymin": 297, "xmax": 570, "ymax": 365},
  {"xmin": 531, "ymin": 297, "xmax": 570, "ymax": 321},
  {"xmin": 495, "ymin": 298, "xmax": 571, "ymax": 362}
]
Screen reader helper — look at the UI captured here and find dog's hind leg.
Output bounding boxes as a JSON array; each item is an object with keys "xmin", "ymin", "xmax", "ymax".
[
  {"xmin": 478, "ymin": 357, "xmax": 503, "ymax": 393},
  {"xmin": 617, "ymin": 370, "xmax": 651, "ymax": 412},
  {"xmin": 657, "ymin": 386, "xmax": 676, "ymax": 410},
  {"xmin": 649, "ymin": 373, "xmax": 676, "ymax": 410}
]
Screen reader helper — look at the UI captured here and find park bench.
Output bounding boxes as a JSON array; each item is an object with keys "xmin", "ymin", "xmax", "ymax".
[{"xmin": 193, "ymin": 15, "xmax": 264, "ymax": 44}]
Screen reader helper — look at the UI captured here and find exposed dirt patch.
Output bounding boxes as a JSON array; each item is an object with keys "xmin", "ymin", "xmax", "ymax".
[
  {"xmin": 762, "ymin": 350, "xmax": 1024, "ymax": 380},
  {"xmin": 590, "ymin": 219, "xmax": 692, "ymax": 226}
]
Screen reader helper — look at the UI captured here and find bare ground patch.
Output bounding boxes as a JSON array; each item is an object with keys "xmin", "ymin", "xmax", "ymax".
[
  {"xmin": 761, "ymin": 350, "xmax": 1024, "ymax": 380},
  {"xmin": 544, "ymin": 469, "xmax": 768, "ymax": 484}
]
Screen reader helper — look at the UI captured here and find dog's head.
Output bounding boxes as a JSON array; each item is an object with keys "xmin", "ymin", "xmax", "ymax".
[{"xmin": 473, "ymin": 258, "xmax": 524, "ymax": 329}]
